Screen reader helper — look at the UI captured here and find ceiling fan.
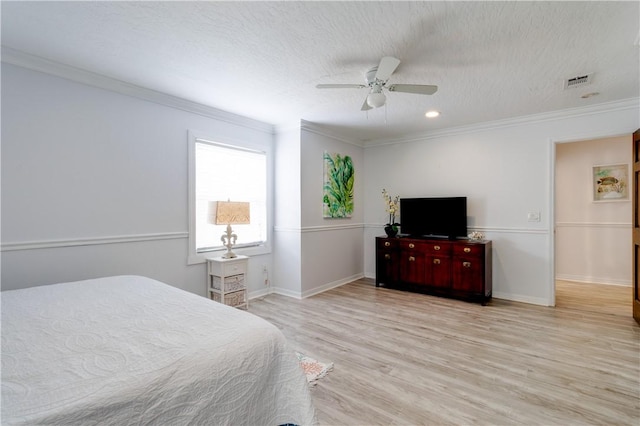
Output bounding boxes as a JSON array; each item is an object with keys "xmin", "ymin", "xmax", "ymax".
[{"xmin": 316, "ymin": 56, "xmax": 438, "ymax": 111}]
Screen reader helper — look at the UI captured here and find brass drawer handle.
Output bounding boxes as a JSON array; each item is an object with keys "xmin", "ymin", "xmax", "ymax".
[
  {"xmin": 385, "ymin": 241, "xmax": 390, "ymax": 247},
  {"xmin": 433, "ymin": 258, "xmax": 441, "ymax": 265},
  {"xmin": 464, "ymin": 247, "xmax": 471, "ymax": 253},
  {"xmin": 384, "ymin": 254, "xmax": 391, "ymax": 260},
  {"xmin": 434, "ymin": 245, "xmax": 441, "ymax": 251},
  {"xmin": 463, "ymin": 261, "xmax": 471, "ymax": 268},
  {"xmin": 409, "ymin": 256, "xmax": 415, "ymax": 262},
  {"xmin": 409, "ymin": 243, "xmax": 415, "ymax": 249}
]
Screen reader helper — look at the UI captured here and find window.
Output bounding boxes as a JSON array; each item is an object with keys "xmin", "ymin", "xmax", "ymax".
[{"xmin": 188, "ymin": 131, "xmax": 271, "ymax": 264}]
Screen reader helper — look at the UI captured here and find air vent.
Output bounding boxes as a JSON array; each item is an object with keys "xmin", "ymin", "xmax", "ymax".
[{"xmin": 564, "ymin": 73, "xmax": 593, "ymax": 90}]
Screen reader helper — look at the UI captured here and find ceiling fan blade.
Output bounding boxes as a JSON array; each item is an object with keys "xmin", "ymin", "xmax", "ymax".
[
  {"xmin": 361, "ymin": 97, "xmax": 372, "ymax": 111},
  {"xmin": 375, "ymin": 56, "xmax": 401, "ymax": 81},
  {"xmin": 388, "ymin": 84, "xmax": 438, "ymax": 95},
  {"xmin": 316, "ymin": 84, "xmax": 366, "ymax": 89}
]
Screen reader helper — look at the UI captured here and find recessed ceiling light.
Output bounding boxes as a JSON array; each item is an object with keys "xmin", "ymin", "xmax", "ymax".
[{"xmin": 425, "ymin": 110, "xmax": 440, "ymax": 118}]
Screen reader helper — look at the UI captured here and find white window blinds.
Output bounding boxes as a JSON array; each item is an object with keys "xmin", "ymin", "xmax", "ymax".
[{"xmin": 195, "ymin": 139, "xmax": 267, "ymax": 252}]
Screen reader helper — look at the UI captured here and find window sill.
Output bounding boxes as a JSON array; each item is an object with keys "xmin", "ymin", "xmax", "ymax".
[{"xmin": 188, "ymin": 244, "xmax": 272, "ymax": 265}]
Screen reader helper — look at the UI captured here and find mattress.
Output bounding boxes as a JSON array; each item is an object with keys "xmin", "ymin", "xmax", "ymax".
[{"xmin": 1, "ymin": 275, "xmax": 317, "ymax": 425}]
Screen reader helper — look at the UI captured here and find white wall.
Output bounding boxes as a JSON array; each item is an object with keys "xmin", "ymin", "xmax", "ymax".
[
  {"xmin": 299, "ymin": 126, "xmax": 364, "ymax": 297},
  {"xmin": 362, "ymin": 104, "xmax": 639, "ymax": 305},
  {"xmin": 271, "ymin": 124, "xmax": 365, "ymax": 298},
  {"xmin": 3, "ymin": 60, "xmax": 639, "ymax": 306},
  {"xmin": 1, "ymin": 62, "xmax": 366, "ymax": 301},
  {"xmin": 555, "ymin": 135, "xmax": 631, "ymax": 285},
  {"xmin": 272, "ymin": 124, "xmax": 303, "ymax": 297},
  {"xmin": 1, "ymin": 63, "xmax": 274, "ymax": 296}
]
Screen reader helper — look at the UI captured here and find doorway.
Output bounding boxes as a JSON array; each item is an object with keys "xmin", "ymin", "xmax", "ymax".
[
  {"xmin": 553, "ymin": 135, "xmax": 632, "ymax": 314},
  {"xmin": 555, "ymin": 280, "xmax": 631, "ymax": 316}
]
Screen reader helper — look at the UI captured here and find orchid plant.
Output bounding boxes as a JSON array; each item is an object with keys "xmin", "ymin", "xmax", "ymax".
[{"xmin": 382, "ymin": 189, "xmax": 400, "ymax": 232}]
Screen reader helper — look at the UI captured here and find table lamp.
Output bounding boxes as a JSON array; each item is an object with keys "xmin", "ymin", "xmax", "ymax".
[{"xmin": 214, "ymin": 201, "xmax": 251, "ymax": 259}]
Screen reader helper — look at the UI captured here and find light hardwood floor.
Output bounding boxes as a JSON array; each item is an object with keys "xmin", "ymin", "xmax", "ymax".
[
  {"xmin": 555, "ymin": 279, "xmax": 632, "ymax": 317},
  {"xmin": 249, "ymin": 279, "xmax": 639, "ymax": 425}
]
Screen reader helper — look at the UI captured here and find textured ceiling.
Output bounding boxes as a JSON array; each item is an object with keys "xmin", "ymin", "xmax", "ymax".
[{"xmin": 2, "ymin": 1, "xmax": 639, "ymax": 143}]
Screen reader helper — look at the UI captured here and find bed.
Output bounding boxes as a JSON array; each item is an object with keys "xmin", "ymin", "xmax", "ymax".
[{"xmin": 1, "ymin": 275, "xmax": 317, "ymax": 425}]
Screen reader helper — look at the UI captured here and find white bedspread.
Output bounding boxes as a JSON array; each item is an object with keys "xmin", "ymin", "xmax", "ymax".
[{"xmin": 1, "ymin": 275, "xmax": 317, "ymax": 425}]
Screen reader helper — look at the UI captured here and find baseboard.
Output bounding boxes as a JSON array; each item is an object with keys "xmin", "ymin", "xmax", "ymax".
[
  {"xmin": 265, "ymin": 273, "xmax": 365, "ymax": 300},
  {"xmin": 367, "ymin": 271, "xmax": 552, "ymax": 305},
  {"xmin": 301, "ymin": 273, "xmax": 364, "ymax": 299},
  {"xmin": 492, "ymin": 291, "xmax": 552, "ymax": 306},
  {"xmin": 248, "ymin": 287, "xmax": 272, "ymax": 300},
  {"xmin": 555, "ymin": 274, "xmax": 631, "ymax": 287},
  {"xmin": 269, "ymin": 286, "xmax": 303, "ymax": 299},
  {"xmin": 263, "ymin": 274, "xmax": 555, "ymax": 306},
  {"xmin": 360, "ymin": 277, "xmax": 377, "ymax": 285}
]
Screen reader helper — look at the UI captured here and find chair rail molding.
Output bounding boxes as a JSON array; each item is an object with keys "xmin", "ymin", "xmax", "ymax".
[
  {"xmin": 555, "ymin": 221, "xmax": 631, "ymax": 228},
  {"xmin": 1, "ymin": 232, "xmax": 188, "ymax": 252}
]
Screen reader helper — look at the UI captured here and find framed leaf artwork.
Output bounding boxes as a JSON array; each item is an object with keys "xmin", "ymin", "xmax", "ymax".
[{"xmin": 323, "ymin": 151, "xmax": 354, "ymax": 218}]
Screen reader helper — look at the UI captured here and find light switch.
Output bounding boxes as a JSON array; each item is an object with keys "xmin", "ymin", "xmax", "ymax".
[{"xmin": 527, "ymin": 212, "xmax": 541, "ymax": 222}]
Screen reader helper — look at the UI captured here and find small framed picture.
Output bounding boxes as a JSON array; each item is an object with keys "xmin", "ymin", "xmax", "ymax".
[{"xmin": 592, "ymin": 163, "xmax": 629, "ymax": 202}]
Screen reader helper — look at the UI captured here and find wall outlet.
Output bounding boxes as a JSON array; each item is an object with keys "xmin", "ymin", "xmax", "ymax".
[{"xmin": 262, "ymin": 264, "xmax": 269, "ymax": 286}]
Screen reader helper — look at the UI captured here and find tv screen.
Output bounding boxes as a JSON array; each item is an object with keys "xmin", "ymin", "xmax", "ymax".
[{"xmin": 400, "ymin": 197, "xmax": 467, "ymax": 239}]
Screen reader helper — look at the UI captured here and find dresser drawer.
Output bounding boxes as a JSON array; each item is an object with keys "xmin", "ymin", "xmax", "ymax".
[
  {"xmin": 377, "ymin": 238, "xmax": 399, "ymax": 250},
  {"xmin": 399, "ymin": 240, "xmax": 427, "ymax": 251},
  {"xmin": 399, "ymin": 240, "xmax": 452, "ymax": 254},
  {"xmin": 208, "ymin": 258, "xmax": 247, "ymax": 276},
  {"xmin": 453, "ymin": 243, "xmax": 484, "ymax": 257}
]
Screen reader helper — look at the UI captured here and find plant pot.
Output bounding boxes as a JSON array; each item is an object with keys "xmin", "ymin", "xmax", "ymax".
[{"xmin": 384, "ymin": 225, "xmax": 398, "ymax": 238}]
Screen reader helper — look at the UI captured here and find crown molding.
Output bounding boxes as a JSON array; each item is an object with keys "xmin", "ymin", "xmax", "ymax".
[
  {"xmin": 300, "ymin": 120, "xmax": 365, "ymax": 147},
  {"xmin": 364, "ymin": 98, "xmax": 640, "ymax": 147},
  {"xmin": 1, "ymin": 46, "xmax": 274, "ymax": 134},
  {"xmin": 273, "ymin": 120, "xmax": 303, "ymax": 136},
  {"xmin": 5, "ymin": 46, "xmax": 636, "ymax": 145}
]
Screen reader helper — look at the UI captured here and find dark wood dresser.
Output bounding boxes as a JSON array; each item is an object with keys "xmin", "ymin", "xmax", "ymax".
[{"xmin": 376, "ymin": 236, "xmax": 492, "ymax": 305}]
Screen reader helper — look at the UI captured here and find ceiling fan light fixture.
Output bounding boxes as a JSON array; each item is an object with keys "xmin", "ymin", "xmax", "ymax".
[
  {"xmin": 316, "ymin": 56, "xmax": 437, "ymax": 112},
  {"xmin": 367, "ymin": 92, "xmax": 386, "ymax": 108}
]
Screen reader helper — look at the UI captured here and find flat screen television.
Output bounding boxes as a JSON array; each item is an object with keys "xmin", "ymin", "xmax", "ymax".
[{"xmin": 400, "ymin": 197, "xmax": 467, "ymax": 239}]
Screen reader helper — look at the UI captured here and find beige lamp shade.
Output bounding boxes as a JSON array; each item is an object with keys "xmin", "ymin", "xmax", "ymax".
[{"xmin": 215, "ymin": 201, "xmax": 250, "ymax": 225}]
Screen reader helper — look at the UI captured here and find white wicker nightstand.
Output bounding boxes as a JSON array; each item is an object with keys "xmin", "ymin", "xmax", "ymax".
[{"xmin": 206, "ymin": 255, "xmax": 248, "ymax": 309}]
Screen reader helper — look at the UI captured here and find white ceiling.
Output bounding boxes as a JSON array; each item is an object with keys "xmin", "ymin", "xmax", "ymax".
[{"xmin": 2, "ymin": 1, "xmax": 639, "ymax": 143}]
